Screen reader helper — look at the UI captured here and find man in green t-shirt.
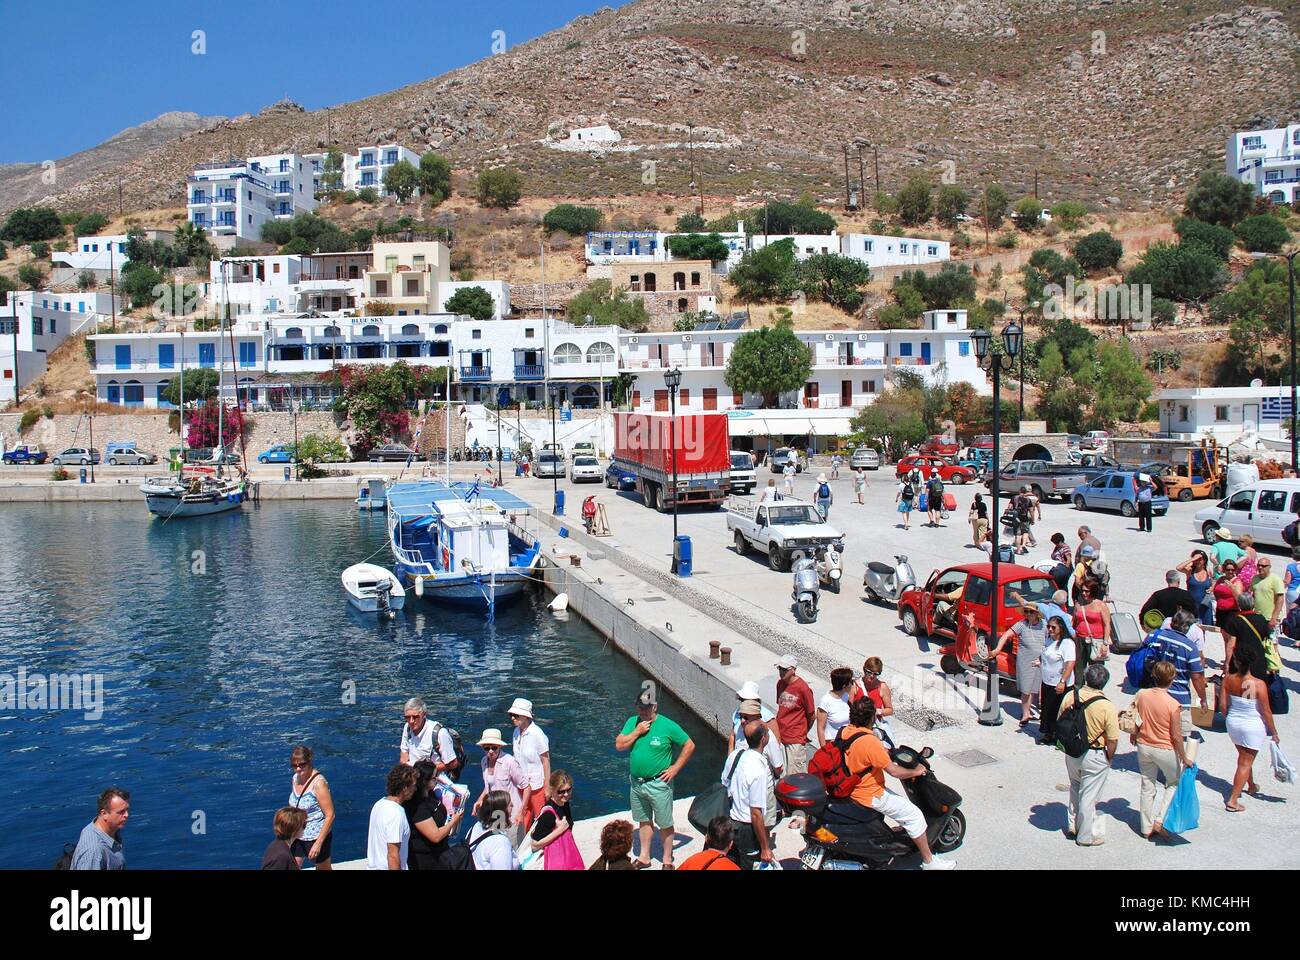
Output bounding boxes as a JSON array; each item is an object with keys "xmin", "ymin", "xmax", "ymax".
[
  {"xmin": 1210, "ymin": 528, "xmax": 1245, "ymax": 573},
  {"xmin": 1252, "ymin": 558, "xmax": 1286, "ymax": 631},
  {"xmin": 615, "ymin": 691, "xmax": 695, "ymax": 869}
]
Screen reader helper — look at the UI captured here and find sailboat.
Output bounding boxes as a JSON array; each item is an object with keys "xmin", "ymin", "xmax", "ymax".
[
  {"xmin": 141, "ymin": 263, "xmax": 252, "ymax": 518},
  {"xmin": 384, "ymin": 370, "xmax": 541, "ymax": 611}
]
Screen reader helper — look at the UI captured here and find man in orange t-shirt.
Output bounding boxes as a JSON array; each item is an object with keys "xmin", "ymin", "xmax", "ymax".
[
  {"xmin": 678, "ymin": 816, "xmax": 742, "ymax": 870},
  {"xmin": 841, "ymin": 699, "xmax": 955, "ymax": 870}
]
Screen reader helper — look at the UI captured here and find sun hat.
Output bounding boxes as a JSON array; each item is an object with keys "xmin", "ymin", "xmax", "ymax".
[
  {"xmin": 817, "ymin": 473, "xmax": 827, "ymax": 482},
  {"xmin": 1080, "ymin": 545, "xmax": 1096, "ymax": 558},
  {"xmin": 738, "ymin": 698, "xmax": 763, "ymax": 717},
  {"xmin": 477, "ymin": 728, "xmax": 508, "ymax": 748},
  {"xmin": 736, "ymin": 680, "xmax": 761, "ymax": 700},
  {"xmin": 506, "ymin": 697, "xmax": 534, "ymax": 719},
  {"xmin": 1216, "ymin": 527, "xmax": 1233, "ymax": 540}
]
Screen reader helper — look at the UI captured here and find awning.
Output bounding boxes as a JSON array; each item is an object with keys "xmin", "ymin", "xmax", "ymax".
[
  {"xmin": 725, "ymin": 416, "xmax": 853, "ymax": 437},
  {"xmin": 727, "ymin": 417, "xmax": 770, "ymax": 437}
]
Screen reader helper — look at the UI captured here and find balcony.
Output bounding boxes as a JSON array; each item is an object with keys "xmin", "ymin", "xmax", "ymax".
[
  {"xmin": 460, "ymin": 365, "xmax": 491, "ymax": 381},
  {"xmin": 514, "ymin": 364, "xmax": 545, "ymax": 379},
  {"xmin": 358, "ymin": 156, "xmax": 376, "ymax": 168}
]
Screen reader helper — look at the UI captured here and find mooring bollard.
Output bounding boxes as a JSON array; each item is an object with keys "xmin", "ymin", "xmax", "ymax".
[
  {"xmin": 719, "ymin": 646, "xmax": 732, "ymax": 666},
  {"xmin": 709, "ymin": 640, "xmax": 721, "ymax": 660}
]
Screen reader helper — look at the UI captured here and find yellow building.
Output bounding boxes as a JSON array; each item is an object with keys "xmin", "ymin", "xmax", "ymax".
[{"xmin": 363, "ymin": 241, "xmax": 452, "ymax": 315}]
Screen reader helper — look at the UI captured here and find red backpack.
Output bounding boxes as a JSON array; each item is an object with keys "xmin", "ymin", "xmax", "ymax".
[{"xmin": 808, "ymin": 730, "xmax": 874, "ymax": 799}]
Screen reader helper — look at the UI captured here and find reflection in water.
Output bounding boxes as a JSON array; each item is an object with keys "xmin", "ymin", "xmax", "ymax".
[{"xmin": 0, "ymin": 501, "xmax": 724, "ymax": 868}]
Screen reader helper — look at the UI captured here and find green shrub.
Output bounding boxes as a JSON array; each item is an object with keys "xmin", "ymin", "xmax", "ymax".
[
  {"xmin": 51, "ymin": 466, "xmax": 70, "ymax": 482},
  {"xmin": 1050, "ymin": 200, "xmax": 1088, "ymax": 230},
  {"xmin": 18, "ymin": 409, "xmax": 40, "ymax": 433},
  {"xmin": 995, "ymin": 231, "xmax": 1018, "ymax": 249},
  {"xmin": 543, "ymin": 204, "xmax": 603, "ymax": 235},
  {"xmin": 475, "ymin": 168, "xmax": 523, "ymax": 209},
  {"xmin": 1175, "ymin": 217, "xmax": 1235, "ymax": 260},
  {"xmin": 30, "ymin": 241, "xmax": 50, "ymax": 259},
  {"xmin": 1235, "ymin": 215, "xmax": 1290, "ymax": 255},
  {"xmin": 1073, "ymin": 230, "xmax": 1124, "ymax": 273},
  {"xmin": 357, "ymin": 187, "xmax": 380, "ymax": 204}
]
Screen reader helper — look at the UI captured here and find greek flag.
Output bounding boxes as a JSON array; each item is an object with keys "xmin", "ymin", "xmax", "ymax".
[{"xmin": 464, "ymin": 478, "xmax": 481, "ymax": 502}]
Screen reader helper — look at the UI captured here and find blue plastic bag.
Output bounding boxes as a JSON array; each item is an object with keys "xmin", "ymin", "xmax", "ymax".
[
  {"xmin": 1161, "ymin": 764, "xmax": 1200, "ymax": 834},
  {"xmin": 918, "ymin": 493, "xmax": 929, "ymax": 512}
]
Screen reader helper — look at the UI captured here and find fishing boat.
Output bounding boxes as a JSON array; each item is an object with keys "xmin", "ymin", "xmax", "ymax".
[
  {"xmin": 386, "ymin": 480, "xmax": 541, "ymax": 611},
  {"xmin": 355, "ymin": 475, "xmax": 389, "ymax": 512},
  {"xmin": 141, "ymin": 280, "xmax": 252, "ymax": 519},
  {"xmin": 341, "ymin": 562, "xmax": 406, "ymax": 614}
]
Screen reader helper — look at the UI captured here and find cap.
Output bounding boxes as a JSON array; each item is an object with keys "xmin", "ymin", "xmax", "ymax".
[
  {"xmin": 817, "ymin": 473, "xmax": 827, "ymax": 482},
  {"xmin": 1080, "ymin": 545, "xmax": 1096, "ymax": 558},
  {"xmin": 775, "ymin": 654, "xmax": 797, "ymax": 670}
]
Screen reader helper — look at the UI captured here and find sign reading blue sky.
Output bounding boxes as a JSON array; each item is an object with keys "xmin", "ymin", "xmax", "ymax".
[{"xmin": 0, "ymin": 0, "xmax": 628, "ymax": 163}]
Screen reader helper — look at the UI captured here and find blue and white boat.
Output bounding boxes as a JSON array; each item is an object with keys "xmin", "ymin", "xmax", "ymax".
[{"xmin": 386, "ymin": 480, "xmax": 542, "ymax": 611}]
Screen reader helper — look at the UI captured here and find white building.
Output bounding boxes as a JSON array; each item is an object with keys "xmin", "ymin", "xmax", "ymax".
[
  {"xmin": 1157, "ymin": 385, "xmax": 1293, "ymax": 443},
  {"xmin": 839, "ymin": 233, "xmax": 950, "ymax": 269},
  {"xmin": 344, "ymin": 144, "xmax": 421, "ymax": 197},
  {"xmin": 747, "ymin": 233, "xmax": 841, "ymax": 261},
  {"xmin": 619, "ymin": 309, "xmax": 984, "ymax": 445},
  {"xmin": 1226, "ymin": 124, "xmax": 1300, "ymax": 205},
  {"xmin": 437, "ymin": 280, "xmax": 511, "ymax": 320},
  {"xmin": 2, "ymin": 291, "xmax": 121, "ymax": 405},
  {"xmin": 187, "ymin": 154, "xmax": 320, "ymax": 243},
  {"xmin": 50, "ymin": 230, "xmax": 173, "ymax": 284}
]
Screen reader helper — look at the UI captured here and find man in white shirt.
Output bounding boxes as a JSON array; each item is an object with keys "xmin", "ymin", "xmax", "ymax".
[
  {"xmin": 759, "ymin": 479, "xmax": 780, "ymax": 503},
  {"xmin": 732, "ymin": 699, "xmax": 783, "ymax": 827},
  {"xmin": 782, "ymin": 462, "xmax": 796, "ymax": 497},
  {"xmin": 725, "ymin": 720, "xmax": 775, "ymax": 869},
  {"xmin": 367, "ymin": 764, "xmax": 418, "ymax": 870},
  {"xmin": 399, "ymin": 696, "xmax": 456, "ymax": 775}
]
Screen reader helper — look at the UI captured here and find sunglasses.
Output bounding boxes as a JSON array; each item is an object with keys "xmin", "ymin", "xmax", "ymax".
[
  {"xmin": 555, "ymin": 788, "xmax": 572, "ymax": 796},
  {"xmin": 291, "ymin": 762, "xmax": 308, "ymax": 769},
  {"xmin": 483, "ymin": 745, "xmax": 501, "ymax": 752},
  {"xmin": 404, "ymin": 714, "xmax": 423, "ymax": 721}
]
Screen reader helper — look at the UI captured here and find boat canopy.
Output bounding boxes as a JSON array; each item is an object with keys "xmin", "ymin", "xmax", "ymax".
[{"xmin": 387, "ymin": 481, "xmax": 533, "ymax": 521}]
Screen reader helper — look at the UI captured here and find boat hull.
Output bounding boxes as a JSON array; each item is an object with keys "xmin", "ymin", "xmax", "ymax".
[
  {"xmin": 144, "ymin": 492, "xmax": 245, "ymax": 518},
  {"xmin": 356, "ymin": 499, "xmax": 388, "ymax": 512},
  {"xmin": 397, "ymin": 567, "xmax": 530, "ymax": 606}
]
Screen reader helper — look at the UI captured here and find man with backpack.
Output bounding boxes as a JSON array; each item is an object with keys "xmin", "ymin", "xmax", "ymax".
[
  {"xmin": 925, "ymin": 470, "xmax": 945, "ymax": 527},
  {"xmin": 399, "ymin": 697, "xmax": 464, "ymax": 782},
  {"xmin": 1056, "ymin": 664, "xmax": 1120, "ymax": 846},
  {"xmin": 724, "ymin": 719, "xmax": 775, "ymax": 869},
  {"xmin": 814, "ymin": 473, "xmax": 834, "ymax": 520},
  {"xmin": 839, "ymin": 698, "xmax": 955, "ymax": 870},
  {"xmin": 896, "ymin": 474, "xmax": 917, "ymax": 530},
  {"xmin": 1011, "ymin": 486, "xmax": 1035, "ymax": 554}
]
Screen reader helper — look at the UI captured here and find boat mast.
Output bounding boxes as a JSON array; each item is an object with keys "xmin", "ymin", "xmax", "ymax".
[
  {"xmin": 178, "ymin": 327, "xmax": 186, "ymax": 475},
  {"xmin": 444, "ymin": 364, "xmax": 451, "ymax": 484},
  {"xmin": 217, "ymin": 259, "xmax": 227, "ymax": 466}
]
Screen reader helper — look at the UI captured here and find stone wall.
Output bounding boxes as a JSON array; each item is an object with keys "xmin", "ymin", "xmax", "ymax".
[{"xmin": 0, "ymin": 410, "xmax": 348, "ymax": 457}]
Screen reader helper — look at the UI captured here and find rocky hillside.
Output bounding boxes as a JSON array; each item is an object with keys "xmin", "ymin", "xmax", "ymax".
[
  {"xmin": 0, "ymin": 112, "xmax": 225, "ymax": 215},
  {"xmin": 18, "ymin": 0, "xmax": 1300, "ymax": 217}
]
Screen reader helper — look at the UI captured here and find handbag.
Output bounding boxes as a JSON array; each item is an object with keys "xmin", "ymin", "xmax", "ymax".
[
  {"xmin": 687, "ymin": 750, "xmax": 746, "ymax": 835},
  {"xmin": 1118, "ymin": 704, "xmax": 1142, "ymax": 734},
  {"xmin": 1270, "ymin": 741, "xmax": 1296, "ymax": 784},
  {"xmin": 1161, "ymin": 764, "xmax": 1200, "ymax": 834},
  {"xmin": 533, "ymin": 805, "xmax": 584, "ymax": 870},
  {"xmin": 1190, "ymin": 704, "xmax": 1215, "ymax": 729},
  {"xmin": 1267, "ymin": 673, "xmax": 1290, "ymax": 715}
]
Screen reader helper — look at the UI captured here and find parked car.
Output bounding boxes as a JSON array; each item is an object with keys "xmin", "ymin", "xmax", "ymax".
[
  {"xmin": 184, "ymin": 447, "xmax": 241, "ymax": 465},
  {"xmin": 106, "ymin": 447, "xmax": 158, "ymax": 466},
  {"xmin": 1071, "ymin": 470, "xmax": 1170, "ymax": 518},
  {"xmin": 2, "ymin": 444, "xmax": 47, "ymax": 464},
  {"xmin": 257, "ymin": 444, "xmax": 297, "ymax": 464},
  {"xmin": 51, "ymin": 447, "xmax": 101, "ymax": 466},
  {"xmin": 605, "ymin": 462, "xmax": 637, "ymax": 491},
  {"xmin": 895, "ymin": 455, "xmax": 975, "ymax": 485},
  {"xmin": 367, "ymin": 443, "xmax": 419, "ymax": 463},
  {"xmin": 970, "ymin": 435, "xmax": 994, "ymax": 452},
  {"xmin": 1081, "ymin": 430, "xmax": 1110, "ymax": 452},
  {"xmin": 570, "ymin": 455, "xmax": 602, "ymax": 482},
  {"xmin": 897, "ymin": 562, "xmax": 1058, "ymax": 679},
  {"xmin": 769, "ymin": 447, "xmax": 807, "ymax": 474},
  {"xmin": 985, "ymin": 459, "xmax": 1094, "ymax": 502},
  {"xmin": 727, "ymin": 498, "xmax": 844, "ymax": 572},
  {"xmin": 919, "ymin": 434, "xmax": 960, "ymax": 457},
  {"xmin": 571, "ymin": 441, "xmax": 597, "ymax": 459},
  {"xmin": 1193, "ymin": 479, "xmax": 1300, "ymax": 548},
  {"xmin": 849, "ymin": 447, "xmax": 881, "ymax": 471},
  {"xmin": 534, "ymin": 452, "xmax": 565, "ymax": 478},
  {"xmin": 729, "ymin": 450, "xmax": 757, "ymax": 494}
]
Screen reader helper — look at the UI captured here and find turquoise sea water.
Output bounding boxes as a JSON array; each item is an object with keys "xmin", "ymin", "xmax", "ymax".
[{"xmin": 0, "ymin": 501, "xmax": 724, "ymax": 868}]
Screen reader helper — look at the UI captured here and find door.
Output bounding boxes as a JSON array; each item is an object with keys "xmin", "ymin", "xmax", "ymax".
[
  {"xmin": 632, "ymin": 390, "xmax": 641, "ymax": 409},
  {"xmin": 1253, "ymin": 487, "xmax": 1290, "ymax": 545},
  {"xmin": 921, "ymin": 342, "xmax": 932, "ymax": 365},
  {"xmin": 1224, "ymin": 488, "xmax": 1257, "ymax": 537},
  {"xmin": 1101, "ymin": 473, "xmax": 1128, "ymax": 509},
  {"xmin": 803, "ymin": 382, "xmax": 818, "ymax": 406},
  {"xmin": 654, "ymin": 390, "xmax": 668, "ymax": 412},
  {"xmin": 841, "ymin": 380, "xmax": 851, "ymax": 407},
  {"xmin": 703, "ymin": 388, "xmax": 717, "ymax": 411}
]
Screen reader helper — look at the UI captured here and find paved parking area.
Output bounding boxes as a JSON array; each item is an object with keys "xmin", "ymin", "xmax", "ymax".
[{"xmin": 510, "ymin": 464, "xmax": 1298, "ymax": 869}]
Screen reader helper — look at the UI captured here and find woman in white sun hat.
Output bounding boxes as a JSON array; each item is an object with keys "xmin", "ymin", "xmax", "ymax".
[
  {"xmin": 508, "ymin": 698, "xmax": 551, "ymax": 830},
  {"xmin": 473, "ymin": 727, "xmax": 530, "ymax": 846},
  {"xmin": 728, "ymin": 680, "xmax": 776, "ymax": 751}
]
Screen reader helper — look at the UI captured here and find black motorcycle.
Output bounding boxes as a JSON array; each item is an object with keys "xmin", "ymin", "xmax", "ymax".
[{"xmin": 775, "ymin": 745, "xmax": 965, "ymax": 870}]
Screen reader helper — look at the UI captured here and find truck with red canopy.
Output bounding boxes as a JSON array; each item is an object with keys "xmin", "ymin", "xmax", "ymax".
[{"xmin": 613, "ymin": 411, "xmax": 731, "ymax": 511}]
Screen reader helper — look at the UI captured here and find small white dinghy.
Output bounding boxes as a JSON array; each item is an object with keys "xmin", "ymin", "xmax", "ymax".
[{"xmin": 342, "ymin": 563, "xmax": 406, "ymax": 615}]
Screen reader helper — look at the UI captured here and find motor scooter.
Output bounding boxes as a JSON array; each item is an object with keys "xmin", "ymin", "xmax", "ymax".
[
  {"xmin": 862, "ymin": 554, "xmax": 916, "ymax": 605},
  {"xmin": 814, "ymin": 544, "xmax": 843, "ymax": 593},
  {"xmin": 791, "ymin": 551, "xmax": 821, "ymax": 624},
  {"xmin": 776, "ymin": 744, "xmax": 965, "ymax": 870}
]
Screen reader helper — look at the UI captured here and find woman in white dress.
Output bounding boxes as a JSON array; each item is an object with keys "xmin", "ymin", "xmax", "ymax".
[
  {"xmin": 1219, "ymin": 649, "xmax": 1279, "ymax": 813},
  {"xmin": 815, "ymin": 667, "xmax": 856, "ymax": 748},
  {"xmin": 988, "ymin": 603, "xmax": 1046, "ymax": 728}
]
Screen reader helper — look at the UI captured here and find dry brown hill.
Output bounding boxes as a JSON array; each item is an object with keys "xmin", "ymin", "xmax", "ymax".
[{"xmin": 16, "ymin": 1, "xmax": 1300, "ymax": 218}]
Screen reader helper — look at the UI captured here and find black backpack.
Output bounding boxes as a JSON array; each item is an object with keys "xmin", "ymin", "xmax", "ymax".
[
  {"xmin": 431, "ymin": 722, "xmax": 468, "ymax": 782},
  {"xmin": 902, "ymin": 482, "xmax": 915, "ymax": 500},
  {"xmin": 440, "ymin": 827, "xmax": 492, "ymax": 871},
  {"xmin": 1284, "ymin": 519, "xmax": 1299, "ymax": 547},
  {"xmin": 1014, "ymin": 495, "xmax": 1032, "ymax": 520},
  {"xmin": 1056, "ymin": 693, "xmax": 1106, "ymax": 758},
  {"xmin": 52, "ymin": 842, "xmax": 76, "ymax": 870}
]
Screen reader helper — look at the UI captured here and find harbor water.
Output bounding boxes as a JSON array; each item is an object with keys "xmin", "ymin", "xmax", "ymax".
[{"xmin": 0, "ymin": 501, "xmax": 725, "ymax": 869}]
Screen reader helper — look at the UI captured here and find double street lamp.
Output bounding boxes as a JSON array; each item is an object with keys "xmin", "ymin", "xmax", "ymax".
[
  {"xmin": 664, "ymin": 367, "xmax": 683, "ymax": 550},
  {"xmin": 971, "ymin": 320, "xmax": 1023, "ymax": 727},
  {"xmin": 1250, "ymin": 251, "xmax": 1297, "ymax": 468}
]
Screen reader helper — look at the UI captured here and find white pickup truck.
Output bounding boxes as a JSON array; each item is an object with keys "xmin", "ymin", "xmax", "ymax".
[{"xmin": 726, "ymin": 497, "xmax": 844, "ymax": 571}]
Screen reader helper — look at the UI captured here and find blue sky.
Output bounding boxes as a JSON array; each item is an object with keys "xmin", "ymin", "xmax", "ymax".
[{"xmin": 0, "ymin": 0, "xmax": 628, "ymax": 164}]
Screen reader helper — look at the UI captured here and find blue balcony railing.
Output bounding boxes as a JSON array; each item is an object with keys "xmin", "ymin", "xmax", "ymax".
[
  {"xmin": 460, "ymin": 365, "xmax": 491, "ymax": 381},
  {"xmin": 514, "ymin": 364, "xmax": 545, "ymax": 379}
]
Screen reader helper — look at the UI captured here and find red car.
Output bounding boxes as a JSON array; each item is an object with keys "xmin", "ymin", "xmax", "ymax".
[
  {"xmin": 919, "ymin": 434, "xmax": 960, "ymax": 457},
  {"xmin": 897, "ymin": 562, "xmax": 1059, "ymax": 680},
  {"xmin": 970, "ymin": 435, "xmax": 994, "ymax": 451},
  {"xmin": 895, "ymin": 455, "xmax": 975, "ymax": 485}
]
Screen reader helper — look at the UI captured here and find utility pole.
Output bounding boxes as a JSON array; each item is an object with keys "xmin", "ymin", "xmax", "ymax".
[
  {"xmin": 857, "ymin": 147, "xmax": 866, "ymax": 205},
  {"xmin": 1034, "ymin": 169, "xmax": 1039, "ymax": 199},
  {"xmin": 109, "ymin": 243, "xmax": 117, "ymax": 332},
  {"xmin": 983, "ymin": 189, "xmax": 990, "ymax": 252},
  {"xmin": 873, "ymin": 146, "xmax": 880, "ymax": 195},
  {"xmin": 843, "ymin": 144, "xmax": 851, "ymax": 210},
  {"xmin": 118, "ymin": 180, "xmax": 123, "ymax": 217},
  {"xmin": 687, "ymin": 124, "xmax": 702, "ymax": 217},
  {"xmin": 9, "ymin": 294, "xmax": 18, "ymax": 408}
]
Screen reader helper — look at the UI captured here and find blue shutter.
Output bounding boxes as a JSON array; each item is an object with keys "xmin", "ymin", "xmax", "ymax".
[
  {"xmin": 199, "ymin": 343, "xmax": 215, "ymax": 368},
  {"xmin": 115, "ymin": 345, "xmax": 131, "ymax": 370},
  {"xmin": 159, "ymin": 344, "xmax": 175, "ymax": 368}
]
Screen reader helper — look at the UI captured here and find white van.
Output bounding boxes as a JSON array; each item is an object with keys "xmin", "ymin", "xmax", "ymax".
[
  {"xmin": 729, "ymin": 450, "xmax": 756, "ymax": 494},
  {"xmin": 1193, "ymin": 478, "xmax": 1300, "ymax": 548}
]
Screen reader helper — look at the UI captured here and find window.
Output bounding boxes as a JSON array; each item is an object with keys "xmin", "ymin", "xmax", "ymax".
[
  {"xmin": 433, "ymin": 324, "xmax": 448, "ymax": 334},
  {"xmin": 1228, "ymin": 490, "xmax": 1255, "ymax": 512},
  {"xmin": 958, "ymin": 342, "xmax": 970, "ymax": 357},
  {"xmin": 472, "ymin": 330, "xmax": 482, "ymax": 340},
  {"xmin": 1178, "ymin": 404, "xmax": 1189, "ymax": 422},
  {"xmin": 362, "ymin": 325, "xmax": 381, "ymax": 338},
  {"xmin": 1107, "ymin": 474, "xmax": 1126, "ymax": 489},
  {"xmin": 1243, "ymin": 136, "xmax": 1263, "ymax": 150},
  {"xmin": 273, "ymin": 263, "xmax": 281, "ymax": 274},
  {"xmin": 159, "ymin": 344, "xmax": 175, "ymax": 368},
  {"xmin": 49, "ymin": 318, "xmax": 56, "ymax": 334},
  {"xmin": 33, "ymin": 317, "xmax": 43, "ymax": 336},
  {"xmin": 928, "ymin": 245, "xmax": 939, "ymax": 256},
  {"xmin": 279, "ymin": 159, "xmax": 290, "ymax": 172},
  {"xmin": 525, "ymin": 327, "xmax": 535, "ymax": 338},
  {"xmin": 401, "ymin": 324, "xmax": 420, "ymax": 336},
  {"xmin": 552, "ymin": 343, "xmax": 581, "ymax": 364},
  {"xmin": 238, "ymin": 342, "xmax": 256, "ymax": 368},
  {"xmin": 691, "ymin": 272, "xmax": 701, "ymax": 286},
  {"xmin": 899, "ymin": 342, "xmax": 913, "ymax": 357},
  {"xmin": 199, "ymin": 343, "xmax": 216, "ymax": 368},
  {"xmin": 115, "ymin": 345, "xmax": 131, "ymax": 370},
  {"xmin": 1214, "ymin": 405, "xmax": 1230, "ymax": 421},
  {"xmin": 1258, "ymin": 489, "xmax": 1288, "ymax": 513},
  {"xmin": 586, "ymin": 341, "xmax": 615, "ymax": 363}
]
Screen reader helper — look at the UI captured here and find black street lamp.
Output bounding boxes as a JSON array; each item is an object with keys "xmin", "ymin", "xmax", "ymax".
[
  {"xmin": 1251, "ymin": 251, "xmax": 1297, "ymax": 468},
  {"xmin": 549, "ymin": 383, "xmax": 560, "ymax": 514},
  {"xmin": 664, "ymin": 366, "xmax": 683, "ymax": 553},
  {"xmin": 971, "ymin": 319, "xmax": 1022, "ymax": 727}
]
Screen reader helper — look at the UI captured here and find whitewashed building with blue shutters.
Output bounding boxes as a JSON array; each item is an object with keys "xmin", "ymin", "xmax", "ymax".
[
  {"xmin": 1, "ymin": 291, "xmax": 122, "ymax": 406},
  {"xmin": 1226, "ymin": 125, "xmax": 1300, "ymax": 205},
  {"xmin": 1157, "ymin": 385, "xmax": 1294, "ymax": 442}
]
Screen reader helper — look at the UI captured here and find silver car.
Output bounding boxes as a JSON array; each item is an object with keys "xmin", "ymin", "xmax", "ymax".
[
  {"xmin": 107, "ymin": 448, "xmax": 158, "ymax": 465},
  {"xmin": 52, "ymin": 447, "xmax": 101, "ymax": 465},
  {"xmin": 769, "ymin": 447, "xmax": 807, "ymax": 474},
  {"xmin": 850, "ymin": 447, "xmax": 881, "ymax": 471},
  {"xmin": 534, "ymin": 453, "xmax": 565, "ymax": 478}
]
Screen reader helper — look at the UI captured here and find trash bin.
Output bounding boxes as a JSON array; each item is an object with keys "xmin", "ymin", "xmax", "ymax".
[
  {"xmin": 672, "ymin": 535, "xmax": 693, "ymax": 577},
  {"xmin": 79, "ymin": 467, "xmax": 87, "ymax": 484},
  {"xmin": 283, "ymin": 466, "xmax": 291, "ymax": 482},
  {"xmin": 554, "ymin": 488, "xmax": 565, "ymax": 516}
]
